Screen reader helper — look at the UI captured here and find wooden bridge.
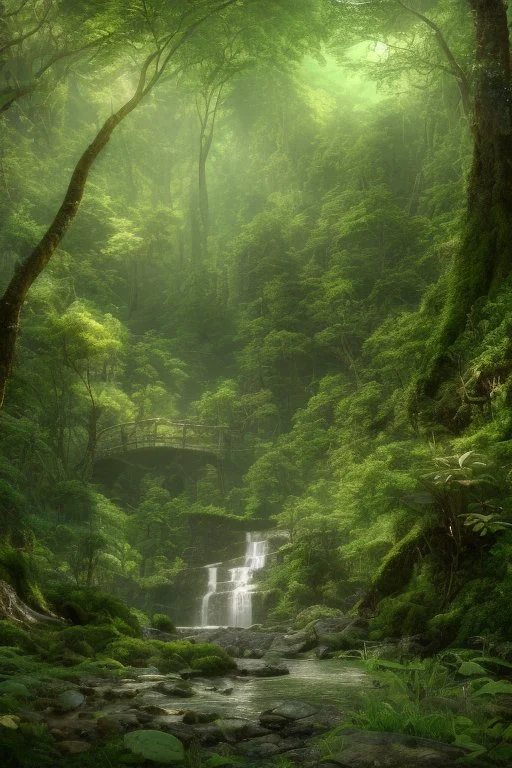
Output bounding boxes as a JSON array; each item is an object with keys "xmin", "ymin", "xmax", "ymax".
[{"xmin": 95, "ymin": 419, "xmax": 229, "ymax": 461}]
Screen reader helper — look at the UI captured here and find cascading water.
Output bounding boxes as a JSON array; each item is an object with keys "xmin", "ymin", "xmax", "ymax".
[
  {"xmin": 201, "ymin": 565, "xmax": 219, "ymax": 626},
  {"xmin": 200, "ymin": 533, "xmax": 269, "ymax": 627}
]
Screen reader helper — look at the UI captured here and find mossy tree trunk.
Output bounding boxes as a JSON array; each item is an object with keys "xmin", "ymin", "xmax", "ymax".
[{"xmin": 418, "ymin": 0, "xmax": 512, "ymax": 402}]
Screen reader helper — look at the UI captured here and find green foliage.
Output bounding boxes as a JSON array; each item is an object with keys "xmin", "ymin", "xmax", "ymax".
[
  {"xmin": 152, "ymin": 614, "xmax": 176, "ymax": 633},
  {"xmin": 0, "ymin": 620, "xmax": 37, "ymax": 652},
  {"xmin": 48, "ymin": 586, "xmax": 140, "ymax": 634},
  {"xmin": 106, "ymin": 637, "xmax": 235, "ymax": 675}
]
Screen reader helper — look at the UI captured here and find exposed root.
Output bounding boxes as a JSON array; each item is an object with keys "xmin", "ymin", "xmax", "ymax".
[{"xmin": 0, "ymin": 579, "xmax": 60, "ymax": 624}]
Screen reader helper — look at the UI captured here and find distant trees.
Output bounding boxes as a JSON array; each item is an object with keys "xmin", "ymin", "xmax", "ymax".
[{"xmin": 0, "ymin": 0, "xmax": 240, "ymax": 409}]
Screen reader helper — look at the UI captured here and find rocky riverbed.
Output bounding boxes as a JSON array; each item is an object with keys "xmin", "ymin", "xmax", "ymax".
[{"xmin": 27, "ymin": 648, "xmax": 467, "ymax": 768}]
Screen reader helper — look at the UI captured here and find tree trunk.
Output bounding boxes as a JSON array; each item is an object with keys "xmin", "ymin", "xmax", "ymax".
[
  {"xmin": 198, "ymin": 146, "xmax": 209, "ymax": 260},
  {"xmin": 417, "ymin": 0, "xmax": 512, "ymax": 402},
  {"xmin": 0, "ymin": 63, "xmax": 154, "ymax": 410}
]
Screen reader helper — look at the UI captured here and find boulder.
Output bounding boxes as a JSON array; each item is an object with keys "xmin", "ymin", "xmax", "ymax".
[
  {"xmin": 270, "ymin": 629, "xmax": 317, "ymax": 656},
  {"xmin": 327, "ymin": 729, "xmax": 467, "ymax": 768},
  {"xmin": 97, "ymin": 713, "xmax": 139, "ymax": 734},
  {"xmin": 316, "ymin": 645, "xmax": 332, "ymax": 659},
  {"xmin": 215, "ymin": 717, "xmax": 254, "ymax": 742},
  {"xmin": 312, "ymin": 617, "xmax": 356, "ymax": 636},
  {"xmin": 156, "ymin": 680, "xmax": 194, "ymax": 697},
  {"xmin": 271, "ymin": 701, "xmax": 318, "ymax": 720},
  {"xmin": 259, "ymin": 713, "xmax": 289, "ymax": 730},
  {"xmin": 237, "ymin": 659, "xmax": 289, "ymax": 677}
]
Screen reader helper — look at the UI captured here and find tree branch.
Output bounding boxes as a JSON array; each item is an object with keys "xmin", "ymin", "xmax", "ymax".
[{"xmin": 397, "ymin": 0, "xmax": 471, "ymax": 119}]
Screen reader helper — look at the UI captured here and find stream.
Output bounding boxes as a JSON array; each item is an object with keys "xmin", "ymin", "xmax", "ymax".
[{"xmin": 191, "ymin": 659, "xmax": 369, "ymax": 719}]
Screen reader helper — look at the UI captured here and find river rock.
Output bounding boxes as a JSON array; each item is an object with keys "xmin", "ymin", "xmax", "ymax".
[
  {"xmin": 149, "ymin": 718, "xmax": 199, "ymax": 745},
  {"xmin": 284, "ymin": 747, "xmax": 322, "ymax": 763},
  {"xmin": 259, "ymin": 713, "xmax": 289, "ymax": 729},
  {"xmin": 328, "ymin": 730, "xmax": 467, "ymax": 768},
  {"xmin": 131, "ymin": 667, "xmax": 161, "ymax": 677},
  {"xmin": 236, "ymin": 733, "xmax": 303, "ymax": 758},
  {"xmin": 270, "ymin": 629, "xmax": 317, "ymax": 656},
  {"xmin": 182, "ymin": 710, "xmax": 218, "ymax": 724},
  {"xmin": 103, "ymin": 686, "xmax": 137, "ymax": 700},
  {"xmin": 283, "ymin": 708, "xmax": 340, "ymax": 736},
  {"xmin": 135, "ymin": 690, "xmax": 184, "ymax": 713},
  {"xmin": 156, "ymin": 680, "xmax": 194, "ymax": 697},
  {"xmin": 57, "ymin": 740, "xmax": 92, "ymax": 754},
  {"xmin": 215, "ymin": 717, "xmax": 255, "ymax": 741},
  {"xmin": 237, "ymin": 659, "xmax": 289, "ymax": 677},
  {"xmin": 183, "ymin": 627, "xmax": 279, "ymax": 653},
  {"xmin": 96, "ymin": 713, "xmax": 138, "ymax": 734},
  {"xmin": 271, "ymin": 701, "xmax": 318, "ymax": 720},
  {"xmin": 55, "ymin": 690, "xmax": 85, "ymax": 712}
]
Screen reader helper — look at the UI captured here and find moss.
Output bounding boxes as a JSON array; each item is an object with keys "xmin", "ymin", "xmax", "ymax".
[
  {"xmin": 293, "ymin": 604, "xmax": 343, "ymax": 630},
  {"xmin": 317, "ymin": 632, "xmax": 364, "ymax": 651},
  {"xmin": 48, "ymin": 586, "xmax": 140, "ymax": 635},
  {"xmin": 106, "ymin": 637, "xmax": 235, "ymax": 673},
  {"xmin": 152, "ymin": 613, "xmax": 175, "ymax": 632},
  {"xmin": 361, "ymin": 522, "xmax": 430, "ymax": 609},
  {"xmin": 0, "ymin": 545, "xmax": 46, "ymax": 611},
  {"xmin": 56, "ymin": 624, "xmax": 120, "ymax": 654},
  {"xmin": 106, "ymin": 636, "xmax": 155, "ymax": 666},
  {"xmin": 189, "ymin": 654, "xmax": 235, "ymax": 675},
  {"xmin": 0, "ymin": 722, "xmax": 61, "ymax": 767},
  {"xmin": 428, "ymin": 608, "xmax": 462, "ymax": 645},
  {"xmin": 0, "ymin": 619, "xmax": 37, "ymax": 652}
]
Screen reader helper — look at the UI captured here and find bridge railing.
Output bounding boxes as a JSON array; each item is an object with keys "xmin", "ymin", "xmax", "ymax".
[{"xmin": 95, "ymin": 419, "xmax": 229, "ymax": 459}]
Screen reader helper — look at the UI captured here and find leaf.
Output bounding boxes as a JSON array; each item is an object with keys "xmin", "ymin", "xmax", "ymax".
[
  {"xmin": 472, "ymin": 657, "xmax": 512, "ymax": 670},
  {"xmin": 0, "ymin": 715, "xmax": 20, "ymax": 729},
  {"xmin": 123, "ymin": 730, "xmax": 185, "ymax": 764},
  {"xmin": 472, "ymin": 680, "xmax": 512, "ymax": 697},
  {"xmin": 458, "ymin": 451, "xmax": 474, "ymax": 467},
  {"xmin": 457, "ymin": 661, "xmax": 488, "ymax": 677}
]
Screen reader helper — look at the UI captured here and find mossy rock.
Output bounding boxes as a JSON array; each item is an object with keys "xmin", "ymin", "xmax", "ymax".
[
  {"xmin": 57, "ymin": 623, "xmax": 119, "ymax": 653},
  {"xmin": 293, "ymin": 605, "xmax": 343, "ymax": 630},
  {"xmin": 190, "ymin": 655, "xmax": 236, "ymax": 675},
  {"xmin": 317, "ymin": 631, "xmax": 365, "ymax": 651}
]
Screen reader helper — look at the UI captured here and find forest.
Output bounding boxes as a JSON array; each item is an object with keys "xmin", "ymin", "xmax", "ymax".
[{"xmin": 1, "ymin": 0, "xmax": 512, "ymax": 766}]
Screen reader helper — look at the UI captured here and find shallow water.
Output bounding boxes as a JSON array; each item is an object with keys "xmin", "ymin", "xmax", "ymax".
[{"xmin": 195, "ymin": 659, "xmax": 369, "ymax": 719}]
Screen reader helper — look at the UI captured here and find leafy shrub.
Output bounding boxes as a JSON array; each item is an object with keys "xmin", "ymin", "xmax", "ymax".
[{"xmin": 152, "ymin": 613, "xmax": 175, "ymax": 632}]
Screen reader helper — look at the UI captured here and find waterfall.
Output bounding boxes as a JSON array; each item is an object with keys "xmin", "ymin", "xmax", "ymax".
[
  {"xmin": 200, "ymin": 532, "xmax": 269, "ymax": 627},
  {"xmin": 200, "ymin": 565, "xmax": 218, "ymax": 627}
]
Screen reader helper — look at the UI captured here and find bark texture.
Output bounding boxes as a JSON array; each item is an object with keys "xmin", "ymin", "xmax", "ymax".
[{"xmin": 417, "ymin": 0, "xmax": 512, "ymax": 404}]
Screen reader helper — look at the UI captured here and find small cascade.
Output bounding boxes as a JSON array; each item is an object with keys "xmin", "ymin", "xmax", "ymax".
[
  {"xmin": 200, "ymin": 532, "xmax": 271, "ymax": 627},
  {"xmin": 200, "ymin": 565, "xmax": 219, "ymax": 626}
]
